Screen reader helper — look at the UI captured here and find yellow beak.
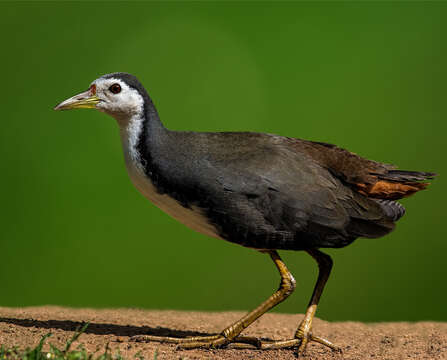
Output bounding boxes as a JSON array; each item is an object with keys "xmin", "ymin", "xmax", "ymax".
[{"xmin": 54, "ymin": 88, "xmax": 100, "ymax": 111}]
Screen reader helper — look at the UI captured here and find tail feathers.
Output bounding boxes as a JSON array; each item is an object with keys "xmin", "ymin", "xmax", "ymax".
[
  {"xmin": 375, "ymin": 199, "xmax": 406, "ymax": 221},
  {"xmin": 375, "ymin": 170, "xmax": 437, "ymax": 182},
  {"xmin": 356, "ymin": 169, "xmax": 437, "ymax": 200}
]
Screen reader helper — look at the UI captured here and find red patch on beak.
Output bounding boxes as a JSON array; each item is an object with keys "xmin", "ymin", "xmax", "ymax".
[{"xmin": 89, "ymin": 84, "xmax": 97, "ymax": 95}]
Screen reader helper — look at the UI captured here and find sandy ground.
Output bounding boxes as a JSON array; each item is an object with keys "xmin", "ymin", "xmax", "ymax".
[{"xmin": 0, "ymin": 306, "xmax": 446, "ymax": 360}]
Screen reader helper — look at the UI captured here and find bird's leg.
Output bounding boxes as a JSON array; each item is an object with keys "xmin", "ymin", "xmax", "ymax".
[
  {"xmin": 292, "ymin": 249, "xmax": 339, "ymax": 354},
  {"xmin": 131, "ymin": 250, "xmax": 296, "ymax": 349},
  {"xmin": 233, "ymin": 249, "xmax": 339, "ymax": 353},
  {"xmin": 131, "ymin": 250, "xmax": 339, "ymax": 353},
  {"xmin": 178, "ymin": 250, "xmax": 296, "ymax": 349}
]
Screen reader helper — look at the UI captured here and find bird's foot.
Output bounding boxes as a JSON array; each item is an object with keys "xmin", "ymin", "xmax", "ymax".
[
  {"xmin": 131, "ymin": 332, "xmax": 340, "ymax": 353},
  {"xmin": 293, "ymin": 328, "xmax": 340, "ymax": 355},
  {"xmin": 130, "ymin": 334, "xmax": 295, "ymax": 350},
  {"xmin": 224, "ymin": 326, "xmax": 340, "ymax": 353},
  {"xmin": 225, "ymin": 333, "xmax": 339, "ymax": 353},
  {"xmin": 130, "ymin": 334, "xmax": 262, "ymax": 349}
]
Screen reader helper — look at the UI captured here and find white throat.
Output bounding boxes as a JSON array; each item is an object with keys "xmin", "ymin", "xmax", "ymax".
[{"xmin": 121, "ymin": 113, "xmax": 146, "ymax": 173}]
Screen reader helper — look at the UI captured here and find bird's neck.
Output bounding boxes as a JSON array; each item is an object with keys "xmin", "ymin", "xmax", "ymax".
[{"xmin": 118, "ymin": 100, "xmax": 166, "ymax": 178}]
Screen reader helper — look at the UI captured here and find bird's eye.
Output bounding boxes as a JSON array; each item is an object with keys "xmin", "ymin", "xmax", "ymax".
[{"xmin": 109, "ymin": 84, "xmax": 121, "ymax": 94}]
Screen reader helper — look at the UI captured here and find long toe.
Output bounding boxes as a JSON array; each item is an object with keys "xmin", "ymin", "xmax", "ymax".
[
  {"xmin": 295, "ymin": 331, "xmax": 341, "ymax": 355},
  {"xmin": 130, "ymin": 334, "xmax": 222, "ymax": 346},
  {"xmin": 177, "ymin": 335, "xmax": 229, "ymax": 349}
]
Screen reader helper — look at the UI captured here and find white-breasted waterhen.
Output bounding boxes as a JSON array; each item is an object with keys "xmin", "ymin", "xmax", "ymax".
[{"xmin": 54, "ymin": 73, "xmax": 436, "ymax": 354}]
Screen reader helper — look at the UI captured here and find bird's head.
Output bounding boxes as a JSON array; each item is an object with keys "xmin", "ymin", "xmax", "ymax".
[{"xmin": 54, "ymin": 73, "xmax": 149, "ymax": 122}]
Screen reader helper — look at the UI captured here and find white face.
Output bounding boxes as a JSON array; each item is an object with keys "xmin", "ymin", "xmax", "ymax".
[{"xmin": 92, "ymin": 77, "xmax": 145, "ymax": 119}]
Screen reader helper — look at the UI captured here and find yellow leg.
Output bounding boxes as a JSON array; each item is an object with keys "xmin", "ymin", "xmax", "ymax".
[
  {"xmin": 131, "ymin": 249, "xmax": 340, "ymax": 354},
  {"xmin": 226, "ymin": 249, "xmax": 340, "ymax": 353},
  {"xmin": 229, "ymin": 249, "xmax": 340, "ymax": 353},
  {"xmin": 132, "ymin": 250, "xmax": 296, "ymax": 349},
  {"xmin": 180, "ymin": 250, "xmax": 296, "ymax": 349}
]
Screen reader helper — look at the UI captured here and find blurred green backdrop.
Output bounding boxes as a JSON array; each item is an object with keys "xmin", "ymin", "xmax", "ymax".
[{"xmin": 0, "ymin": 2, "xmax": 446, "ymax": 323}]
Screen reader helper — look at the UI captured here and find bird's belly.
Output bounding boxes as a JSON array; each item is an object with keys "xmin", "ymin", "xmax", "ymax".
[{"xmin": 126, "ymin": 163, "xmax": 222, "ymax": 240}]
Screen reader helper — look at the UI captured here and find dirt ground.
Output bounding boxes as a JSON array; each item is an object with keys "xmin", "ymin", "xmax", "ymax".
[{"xmin": 0, "ymin": 306, "xmax": 446, "ymax": 360}]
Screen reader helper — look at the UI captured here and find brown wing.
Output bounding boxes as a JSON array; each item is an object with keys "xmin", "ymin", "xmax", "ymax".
[{"xmin": 285, "ymin": 138, "xmax": 436, "ymax": 200}]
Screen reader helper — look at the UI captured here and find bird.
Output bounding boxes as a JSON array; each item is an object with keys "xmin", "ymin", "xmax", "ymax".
[{"xmin": 54, "ymin": 72, "xmax": 436, "ymax": 354}]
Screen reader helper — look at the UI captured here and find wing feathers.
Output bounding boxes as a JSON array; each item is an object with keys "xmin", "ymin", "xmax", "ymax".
[{"xmin": 286, "ymin": 138, "xmax": 436, "ymax": 200}]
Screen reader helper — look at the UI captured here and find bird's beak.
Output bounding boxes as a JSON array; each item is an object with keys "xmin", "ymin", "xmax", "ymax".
[{"xmin": 54, "ymin": 85, "xmax": 100, "ymax": 111}]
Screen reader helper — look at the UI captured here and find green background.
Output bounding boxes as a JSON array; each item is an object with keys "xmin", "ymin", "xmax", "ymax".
[{"xmin": 1, "ymin": 2, "xmax": 446, "ymax": 323}]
